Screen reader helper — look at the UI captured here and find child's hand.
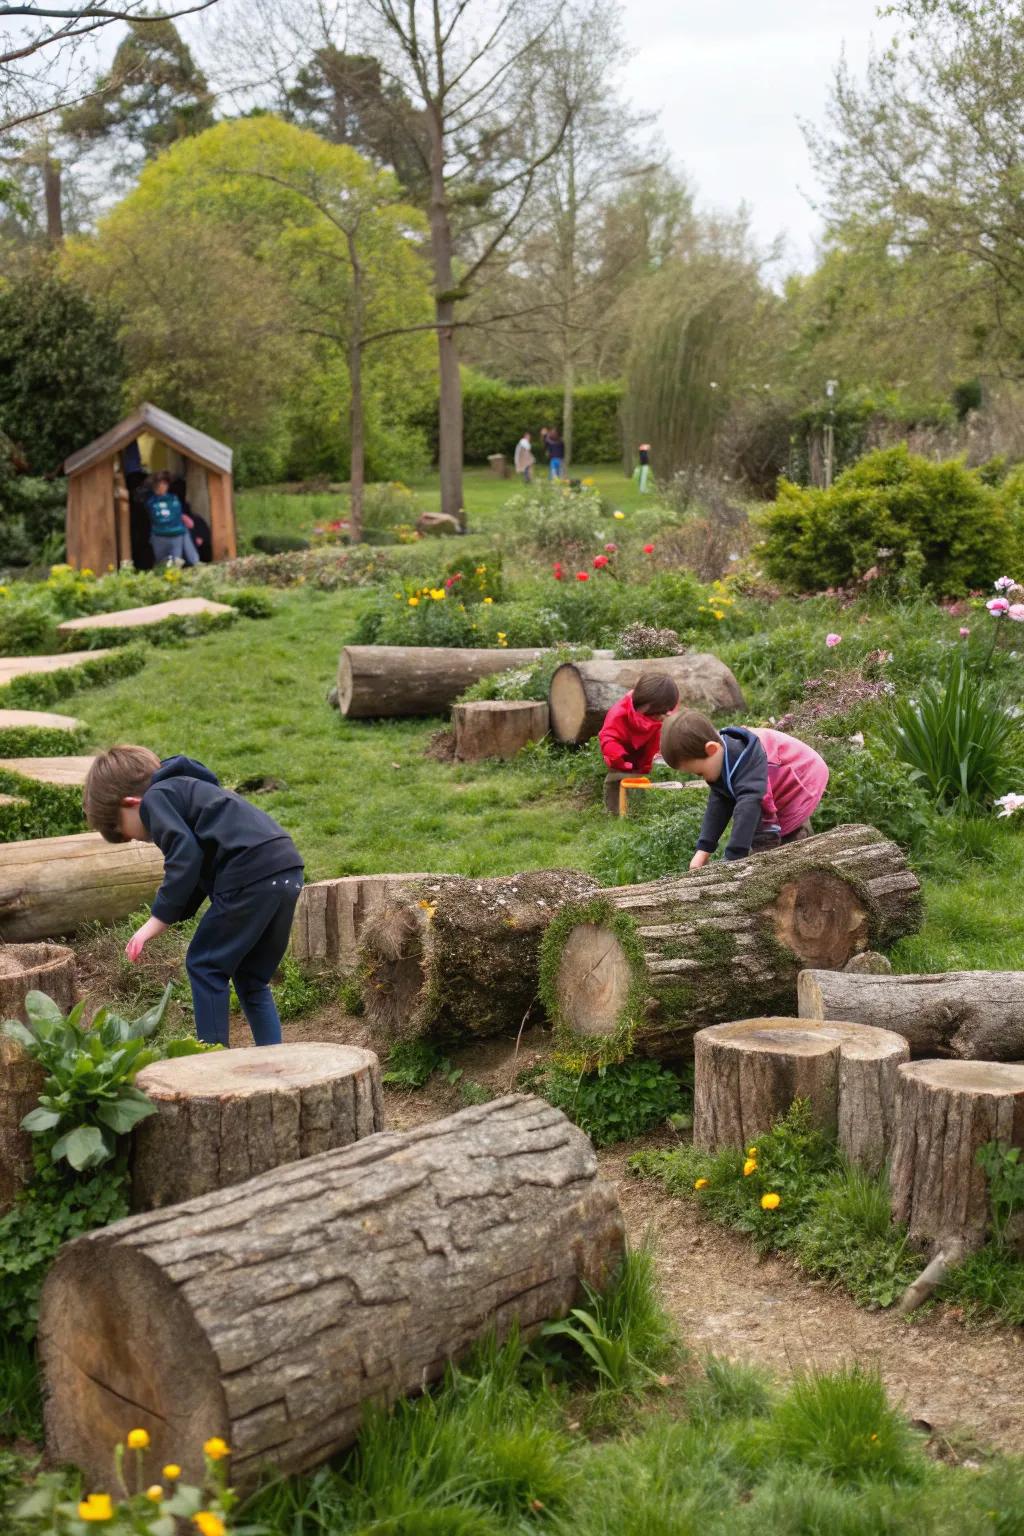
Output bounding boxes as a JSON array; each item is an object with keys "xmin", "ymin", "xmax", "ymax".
[
  {"xmin": 182, "ymin": 513, "xmax": 194, "ymax": 528},
  {"xmin": 689, "ymin": 851, "xmax": 710, "ymax": 871},
  {"xmin": 125, "ymin": 929, "xmax": 149, "ymax": 963}
]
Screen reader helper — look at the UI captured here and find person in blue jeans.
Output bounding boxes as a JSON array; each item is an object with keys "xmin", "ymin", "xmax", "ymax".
[
  {"xmin": 147, "ymin": 471, "xmax": 197, "ymax": 565},
  {"xmin": 546, "ymin": 428, "xmax": 565, "ymax": 479},
  {"xmin": 83, "ymin": 747, "xmax": 304, "ymax": 1048}
]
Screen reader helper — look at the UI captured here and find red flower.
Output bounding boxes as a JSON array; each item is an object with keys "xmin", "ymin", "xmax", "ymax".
[
  {"xmin": 553, "ymin": 564, "xmax": 564, "ymax": 580},
  {"xmin": 576, "ymin": 571, "xmax": 589, "ymax": 582},
  {"xmin": 604, "ymin": 542, "xmax": 617, "ymax": 552},
  {"xmin": 593, "ymin": 554, "xmax": 609, "ymax": 569},
  {"xmin": 643, "ymin": 544, "xmax": 655, "ymax": 554}
]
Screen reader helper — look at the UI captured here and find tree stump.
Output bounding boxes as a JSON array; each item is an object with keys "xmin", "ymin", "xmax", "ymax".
[
  {"xmin": 890, "ymin": 1060, "xmax": 1024, "ymax": 1251},
  {"xmin": 799, "ymin": 968, "xmax": 1024, "ymax": 1060},
  {"xmin": 0, "ymin": 832, "xmax": 164, "ymax": 942},
  {"xmin": 540, "ymin": 825, "xmax": 922, "ymax": 1060},
  {"xmin": 548, "ymin": 655, "xmax": 745, "ymax": 745},
  {"xmin": 290, "ymin": 874, "xmax": 432, "ymax": 970},
  {"xmin": 453, "ymin": 700, "xmax": 549, "ymax": 761},
  {"xmin": 40, "ymin": 1096, "xmax": 626, "ymax": 1489},
  {"xmin": 693, "ymin": 1015, "xmax": 909, "ymax": 1172},
  {"xmin": 0, "ymin": 943, "xmax": 78, "ymax": 1208},
  {"xmin": 337, "ymin": 644, "xmax": 549, "ymax": 719},
  {"xmin": 131, "ymin": 1043, "xmax": 383, "ymax": 1210},
  {"xmin": 361, "ymin": 870, "xmax": 600, "ymax": 1044}
]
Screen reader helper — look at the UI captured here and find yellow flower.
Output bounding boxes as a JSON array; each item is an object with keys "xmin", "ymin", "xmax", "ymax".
[
  {"xmin": 476, "ymin": 565, "xmax": 487, "ymax": 574},
  {"xmin": 713, "ymin": 611, "xmax": 725, "ymax": 620},
  {"xmin": 78, "ymin": 1494, "xmax": 114, "ymax": 1522},
  {"xmin": 408, "ymin": 596, "xmax": 420, "ymax": 606},
  {"xmin": 483, "ymin": 596, "xmax": 493, "ymax": 604},
  {"xmin": 162, "ymin": 1464, "xmax": 181, "ymax": 1481},
  {"xmin": 417, "ymin": 899, "xmax": 436, "ymax": 919},
  {"xmin": 194, "ymin": 1515, "xmax": 225, "ymax": 1536},
  {"xmin": 146, "ymin": 1486, "xmax": 164, "ymax": 1502},
  {"xmin": 747, "ymin": 1147, "xmax": 757, "ymax": 1157},
  {"xmin": 761, "ymin": 1192, "xmax": 781, "ymax": 1210},
  {"xmin": 203, "ymin": 1437, "xmax": 230, "ymax": 1461},
  {"xmin": 429, "ymin": 588, "xmax": 445, "ymax": 600},
  {"xmin": 497, "ymin": 632, "xmax": 507, "ymax": 644},
  {"xmin": 743, "ymin": 1158, "xmax": 757, "ymax": 1177},
  {"xmin": 693, "ymin": 1177, "xmax": 709, "ymax": 1190},
  {"xmin": 127, "ymin": 1428, "xmax": 150, "ymax": 1450},
  {"xmin": 613, "ymin": 511, "xmax": 625, "ymax": 520}
]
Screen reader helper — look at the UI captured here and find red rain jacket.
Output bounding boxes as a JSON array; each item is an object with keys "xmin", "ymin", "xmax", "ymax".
[{"xmin": 598, "ymin": 693, "xmax": 665, "ymax": 774}]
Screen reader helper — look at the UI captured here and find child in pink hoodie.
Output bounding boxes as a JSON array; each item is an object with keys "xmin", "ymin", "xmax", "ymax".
[{"xmin": 598, "ymin": 671, "xmax": 680, "ymax": 814}]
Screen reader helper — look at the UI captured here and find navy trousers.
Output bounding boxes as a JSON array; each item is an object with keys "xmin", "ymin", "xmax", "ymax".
[{"xmin": 185, "ymin": 869, "xmax": 303, "ymax": 1047}]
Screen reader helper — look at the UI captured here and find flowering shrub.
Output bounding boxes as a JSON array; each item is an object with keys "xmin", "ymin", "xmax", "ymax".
[
  {"xmin": 614, "ymin": 623, "xmax": 684, "ymax": 660},
  {"xmin": 510, "ymin": 483, "xmax": 609, "ymax": 557}
]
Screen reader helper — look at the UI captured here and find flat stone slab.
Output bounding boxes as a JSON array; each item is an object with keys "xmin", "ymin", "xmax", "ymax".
[
  {"xmin": 0, "ymin": 651, "xmax": 112, "ymax": 686},
  {"xmin": 0, "ymin": 756, "xmax": 96, "ymax": 787},
  {"xmin": 0, "ymin": 710, "xmax": 83, "ymax": 732},
  {"xmin": 0, "ymin": 794, "xmax": 27, "ymax": 807},
  {"xmin": 57, "ymin": 597, "xmax": 232, "ymax": 634}
]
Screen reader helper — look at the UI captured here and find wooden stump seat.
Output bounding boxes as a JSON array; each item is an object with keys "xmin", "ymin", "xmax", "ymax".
[
  {"xmin": 0, "ymin": 943, "xmax": 78, "ymax": 1207},
  {"xmin": 452, "ymin": 699, "xmax": 549, "ymax": 760}
]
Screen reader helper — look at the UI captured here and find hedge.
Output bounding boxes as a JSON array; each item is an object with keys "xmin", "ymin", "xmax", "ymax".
[{"xmin": 414, "ymin": 380, "xmax": 623, "ymax": 464}]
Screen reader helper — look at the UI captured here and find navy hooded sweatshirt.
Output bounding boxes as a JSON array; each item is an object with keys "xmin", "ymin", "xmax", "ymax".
[
  {"xmin": 140, "ymin": 756, "xmax": 303, "ymax": 924},
  {"xmin": 695, "ymin": 726, "xmax": 777, "ymax": 862}
]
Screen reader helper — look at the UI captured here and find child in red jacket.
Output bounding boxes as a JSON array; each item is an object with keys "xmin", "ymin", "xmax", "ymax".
[{"xmin": 598, "ymin": 671, "xmax": 680, "ymax": 813}]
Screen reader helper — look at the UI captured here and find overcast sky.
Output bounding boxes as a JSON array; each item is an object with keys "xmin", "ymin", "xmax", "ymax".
[{"xmin": 620, "ymin": 0, "xmax": 898, "ymax": 272}]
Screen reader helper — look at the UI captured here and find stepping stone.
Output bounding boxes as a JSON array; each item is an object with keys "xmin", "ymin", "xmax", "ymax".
[
  {"xmin": 57, "ymin": 597, "xmax": 232, "ymax": 635},
  {"xmin": 0, "ymin": 756, "xmax": 96, "ymax": 787},
  {"xmin": 0, "ymin": 651, "xmax": 112, "ymax": 686},
  {"xmin": 0, "ymin": 794, "xmax": 28, "ymax": 808},
  {"xmin": 0, "ymin": 710, "xmax": 83, "ymax": 733}
]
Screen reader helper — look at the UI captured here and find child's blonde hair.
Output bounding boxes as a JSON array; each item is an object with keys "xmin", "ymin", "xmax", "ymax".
[{"xmin": 83, "ymin": 745, "xmax": 160, "ymax": 842}]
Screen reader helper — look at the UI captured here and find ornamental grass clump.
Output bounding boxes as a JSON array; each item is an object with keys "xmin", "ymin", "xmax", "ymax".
[{"xmin": 886, "ymin": 651, "xmax": 1020, "ymax": 812}]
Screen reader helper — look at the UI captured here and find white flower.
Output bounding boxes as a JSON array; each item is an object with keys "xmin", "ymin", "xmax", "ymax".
[
  {"xmin": 995, "ymin": 793, "xmax": 1024, "ymax": 818},
  {"xmin": 848, "ymin": 732, "xmax": 865, "ymax": 750},
  {"xmin": 994, "ymin": 576, "xmax": 1017, "ymax": 591}
]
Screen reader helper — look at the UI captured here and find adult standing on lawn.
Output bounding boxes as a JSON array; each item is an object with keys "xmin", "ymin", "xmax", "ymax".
[
  {"xmin": 546, "ymin": 427, "xmax": 565, "ymax": 480},
  {"xmin": 515, "ymin": 431, "xmax": 535, "ymax": 484}
]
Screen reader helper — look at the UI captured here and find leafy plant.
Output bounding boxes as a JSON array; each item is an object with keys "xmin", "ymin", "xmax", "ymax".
[
  {"xmin": 886, "ymin": 652, "xmax": 1020, "ymax": 810},
  {"xmin": 533, "ymin": 1058, "xmax": 689, "ymax": 1147},
  {"xmin": 381, "ymin": 1037, "xmax": 448, "ymax": 1089},
  {"xmin": 977, "ymin": 1141, "xmax": 1024, "ymax": 1248}
]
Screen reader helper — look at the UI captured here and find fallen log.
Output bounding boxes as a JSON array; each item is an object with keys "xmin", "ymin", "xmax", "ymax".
[
  {"xmin": 453, "ymin": 699, "xmax": 549, "ymax": 760},
  {"xmin": 889, "ymin": 1060, "xmax": 1024, "ymax": 1253},
  {"xmin": 337, "ymin": 644, "xmax": 548, "ymax": 719},
  {"xmin": 290, "ymin": 873, "xmax": 432, "ymax": 970},
  {"xmin": 0, "ymin": 943, "xmax": 78, "ymax": 1207},
  {"xmin": 361, "ymin": 869, "xmax": 600, "ymax": 1044},
  {"xmin": 0, "ymin": 832, "xmax": 164, "ymax": 942},
  {"xmin": 39, "ymin": 1096, "xmax": 625, "ymax": 1488},
  {"xmin": 798, "ymin": 969, "xmax": 1024, "ymax": 1060},
  {"xmin": 131, "ymin": 1043, "xmax": 383, "ymax": 1210},
  {"xmin": 548, "ymin": 655, "xmax": 745, "ymax": 746},
  {"xmin": 538, "ymin": 825, "xmax": 922, "ymax": 1061}
]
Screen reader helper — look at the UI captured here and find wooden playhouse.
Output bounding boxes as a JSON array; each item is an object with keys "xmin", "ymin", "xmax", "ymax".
[{"xmin": 63, "ymin": 403, "xmax": 237, "ymax": 571}]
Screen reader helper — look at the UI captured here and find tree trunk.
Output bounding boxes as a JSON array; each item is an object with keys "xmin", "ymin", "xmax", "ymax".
[
  {"xmin": 290, "ymin": 874, "xmax": 432, "ymax": 971},
  {"xmin": 39, "ymin": 1096, "xmax": 626, "ymax": 1489},
  {"xmin": 131, "ymin": 1043, "xmax": 383, "ymax": 1210},
  {"xmin": 889, "ymin": 1060, "xmax": 1024, "ymax": 1252},
  {"xmin": 346, "ymin": 228, "xmax": 365, "ymax": 544},
  {"xmin": 43, "ymin": 155, "xmax": 63, "ymax": 247},
  {"xmin": 426, "ymin": 104, "xmax": 465, "ymax": 529},
  {"xmin": 562, "ymin": 352, "xmax": 575, "ymax": 472},
  {"xmin": 798, "ymin": 969, "xmax": 1024, "ymax": 1060},
  {"xmin": 0, "ymin": 833, "xmax": 164, "ymax": 943},
  {"xmin": 548, "ymin": 655, "xmax": 746, "ymax": 745},
  {"xmin": 337, "ymin": 644, "xmax": 548, "ymax": 718},
  {"xmin": 453, "ymin": 700, "xmax": 550, "ymax": 761},
  {"xmin": 0, "ymin": 942, "xmax": 78, "ymax": 1208},
  {"xmin": 540, "ymin": 825, "xmax": 922, "ymax": 1061},
  {"xmin": 360, "ymin": 869, "xmax": 600, "ymax": 1044}
]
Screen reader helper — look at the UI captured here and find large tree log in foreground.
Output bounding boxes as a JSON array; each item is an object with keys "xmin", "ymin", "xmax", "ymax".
[
  {"xmin": 799, "ymin": 969, "xmax": 1024, "ymax": 1060},
  {"xmin": 548, "ymin": 655, "xmax": 746, "ymax": 745},
  {"xmin": 890, "ymin": 1060, "xmax": 1024, "ymax": 1252},
  {"xmin": 290, "ymin": 874, "xmax": 432, "ymax": 970},
  {"xmin": 0, "ymin": 833, "xmax": 164, "ymax": 942},
  {"xmin": 337, "ymin": 644, "xmax": 548, "ymax": 718},
  {"xmin": 540, "ymin": 825, "xmax": 922, "ymax": 1061},
  {"xmin": 693, "ymin": 1016, "xmax": 908, "ymax": 1174},
  {"xmin": 132, "ymin": 1043, "xmax": 383, "ymax": 1210},
  {"xmin": 40, "ymin": 1096, "xmax": 625, "ymax": 1489},
  {"xmin": 0, "ymin": 943, "xmax": 78, "ymax": 1207},
  {"xmin": 361, "ymin": 870, "xmax": 600, "ymax": 1044}
]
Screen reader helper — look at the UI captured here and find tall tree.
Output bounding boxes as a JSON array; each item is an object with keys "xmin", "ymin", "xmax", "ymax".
[{"xmin": 283, "ymin": 46, "xmax": 426, "ymax": 193}]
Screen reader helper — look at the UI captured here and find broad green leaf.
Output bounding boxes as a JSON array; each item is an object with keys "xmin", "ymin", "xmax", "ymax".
[
  {"xmin": 51, "ymin": 1124, "xmax": 110, "ymax": 1171},
  {"xmin": 96, "ymin": 1097, "xmax": 156, "ymax": 1133},
  {"xmin": 20, "ymin": 1106, "xmax": 62, "ymax": 1133},
  {"xmin": 2, "ymin": 1020, "xmax": 36, "ymax": 1050},
  {"xmin": 24, "ymin": 992, "xmax": 65, "ymax": 1027}
]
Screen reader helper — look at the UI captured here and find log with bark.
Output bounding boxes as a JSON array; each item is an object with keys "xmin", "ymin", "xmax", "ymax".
[
  {"xmin": 361, "ymin": 870, "xmax": 600, "ymax": 1044},
  {"xmin": 0, "ymin": 832, "xmax": 164, "ymax": 942},
  {"xmin": 131, "ymin": 1043, "xmax": 383, "ymax": 1210},
  {"xmin": 452, "ymin": 699, "xmax": 549, "ymax": 761},
  {"xmin": 337, "ymin": 644, "xmax": 548, "ymax": 719},
  {"xmin": 548, "ymin": 655, "xmax": 746, "ymax": 746},
  {"xmin": 693, "ymin": 1016, "xmax": 908, "ymax": 1172},
  {"xmin": 39, "ymin": 1096, "xmax": 625, "ymax": 1489},
  {"xmin": 799, "ymin": 969, "xmax": 1024, "ymax": 1060},
  {"xmin": 290, "ymin": 874, "xmax": 432, "ymax": 970},
  {"xmin": 889, "ymin": 1059, "xmax": 1024, "ymax": 1252},
  {"xmin": 0, "ymin": 943, "xmax": 78, "ymax": 1207},
  {"xmin": 539, "ymin": 825, "xmax": 922, "ymax": 1061}
]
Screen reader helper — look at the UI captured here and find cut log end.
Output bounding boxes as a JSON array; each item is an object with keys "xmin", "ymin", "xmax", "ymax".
[
  {"xmin": 765, "ymin": 871, "xmax": 869, "ymax": 970},
  {"xmin": 555, "ymin": 924, "xmax": 633, "ymax": 1040}
]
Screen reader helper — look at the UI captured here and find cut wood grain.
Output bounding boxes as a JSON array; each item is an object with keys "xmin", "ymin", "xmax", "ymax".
[
  {"xmin": 453, "ymin": 699, "xmax": 549, "ymax": 760},
  {"xmin": 0, "ymin": 832, "xmax": 163, "ymax": 942},
  {"xmin": 548, "ymin": 655, "xmax": 745, "ymax": 745}
]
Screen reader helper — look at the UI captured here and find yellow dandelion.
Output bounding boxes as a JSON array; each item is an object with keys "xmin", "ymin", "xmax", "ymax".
[
  {"xmin": 127, "ymin": 1428, "xmax": 150, "ymax": 1450},
  {"xmin": 476, "ymin": 565, "xmax": 487, "ymax": 574},
  {"xmin": 417, "ymin": 899, "xmax": 436, "ymax": 919},
  {"xmin": 429, "ymin": 588, "xmax": 445, "ymax": 600},
  {"xmin": 483, "ymin": 596, "xmax": 493, "ymax": 604},
  {"xmin": 747, "ymin": 1146, "xmax": 757, "ymax": 1157},
  {"xmin": 146, "ymin": 1486, "xmax": 164, "ymax": 1502},
  {"xmin": 203, "ymin": 1437, "xmax": 230, "ymax": 1461},
  {"xmin": 162, "ymin": 1464, "xmax": 181, "ymax": 1481},
  {"xmin": 408, "ymin": 596, "xmax": 420, "ymax": 606},
  {"xmin": 613, "ymin": 510, "xmax": 625, "ymax": 520},
  {"xmin": 78, "ymin": 1494, "xmax": 114, "ymax": 1522},
  {"xmin": 743, "ymin": 1158, "xmax": 757, "ymax": 1177},
  {"xmin": 194, "ymin": 1515, "xmax": 225, "ymax": 1536},
  {"xmin": 693, "ymin": 1177, "xmax": 709, "ymax": 1190},
  {"xmin": 761, "ymin": 1192, "xmax": 781, "ymax": 1210}
]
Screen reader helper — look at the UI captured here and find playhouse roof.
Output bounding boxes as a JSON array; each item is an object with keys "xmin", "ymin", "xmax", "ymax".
[{"xmin": 64, "ymin": 403, "xmax": 233, "ymax": 477}]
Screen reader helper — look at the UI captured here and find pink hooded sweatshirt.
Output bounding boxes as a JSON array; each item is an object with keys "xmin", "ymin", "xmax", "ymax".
[{"xmin": 752, "ymin": 727, "xmax": 829, "ymax": 835}]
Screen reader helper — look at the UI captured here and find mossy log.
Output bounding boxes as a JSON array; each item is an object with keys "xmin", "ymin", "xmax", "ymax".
[
  {"xmin": 452, "ymin": 699, "xmax": 550, "ymax": 760},
  {"xmin": 290, "ymin": 874, "xmax": 432, "ymax": 970},
  {"xmin": 39, "ymin": 1096, "xmax": 626, "ymax": 1489},
  {"xmin": 539, "ymin": 825, "xmax": 922, "ymax": 1062},
  {"xmin": 799, "ymin": 969, "xmax": 1024, "ymax": 1060},
  {"xmin": 889, "ymin": 1060, "xmax": 1024, "ymax": 1251},
  {"xmin": 0, "ymin": 832, "xmax": 164, "ymax": 942},
  {"xmin": 337, "ymin": 644, "xmax": 548, "ymax": 719},
  {"xmin": 360, "ymin": 870, "xmax": 600, "ymax": 1044},
  {"xmin": 131, "ymin": 1043, "xmax": 383, "ymax": 1210},
  {"xmin": 693, "ymin": 1016, "xmax": 908, "ymax": 1172},
  {"xmin": 0, "ymin": 943, "xmax": 78, "ymax": 1208},
  {"xmin": 548, "ymin": 655, "xmax": 746, "ymax": 746}
]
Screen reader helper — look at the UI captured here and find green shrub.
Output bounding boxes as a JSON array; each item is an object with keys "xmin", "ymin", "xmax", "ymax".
[
  {"xmin": 504, "ymin": 482, "xmax": 609, "ymax": 557},
  {"xmin": 414, "ymin": 378, "xmax": 623, "ymax": 463},
  {"xmin": 361, "ymin": 480, "xmax": 423, "ymax": 536},
  {"xmin": 757, "ymin": 445, "xmax": 1009, "ymax": 594},
  {"xmin": 0, "ymin": 597, "xmax": 56, "ymax": 657},
  {"xmin": 217, "ymin": 586, "xmax": 274, "ymax": 619},
  {"xmin": 886, "ymin": 652, "xmax": 1021, "ymax": 811},
  {"xmin": 0, "ymin": 725, "xmax": 88, "ymax": 757},
  {"xmin": 530, "ymin": 1058, "xmax": 689, "ymax": 1147},
  {"xmin": 815, "ymin": 743, "xmax": 937, "ymax": 857},
  {"xmin": 591, "ymin": 797, "xmax": 709, "ymax": 886},
  {"xmin": 0, "ymin": 774, "xmax": 85, "ymax": 842},
  {"xmin": 0, "ymin": 644, "xmax": 147, "ymax": 708}
]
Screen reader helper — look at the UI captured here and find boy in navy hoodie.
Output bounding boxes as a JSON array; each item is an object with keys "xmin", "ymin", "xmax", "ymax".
[{"xmin": 84, "ymin": 746, "xmax": 304, "ymax": 1047}]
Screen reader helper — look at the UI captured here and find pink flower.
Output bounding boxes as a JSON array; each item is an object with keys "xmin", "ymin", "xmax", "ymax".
[
  {"xmin": 604, "ymin": 542, "xmax": 617, "ymax": 552},
  {"xmin": 593, "ymin": 554, "xmax": 609, "ymax": 569},
  {"xmin": 987, "ymin": 597, "xmax": 1010, "ymax": 615},
  {"xmin": 825, "ymin": 633, "xmax": 842, "ymax": 648},
  {"xmin": 643, "ymin": 544, "xmax": 655, "ymax": 554},
  {"xmin": 576, "ymin": 571, "xmax": 589, "ymax": 582},
  {"xmin": 1008, "ymin": 604, "xmax": 1024, "ymax": 623},
  {"xmin": 994, "ymin": 576, "xmax": 1017, "ymax": 591},
  {"xmin": 959, "ymin": 626, "xmax": 971, "ymax": 638}
]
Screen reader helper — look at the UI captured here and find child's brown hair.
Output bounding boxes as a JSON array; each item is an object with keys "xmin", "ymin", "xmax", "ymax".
[
  {"xmin": 661, "ymin": 709, "xmax": 722, "ymax": 767},
  {"xmin": 632, "ymin": 671, "xmax": 680, "ymax": 716},
  {"xmin": 83, "ymin": 745, "xmax": 160, "ymax": 842}
]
